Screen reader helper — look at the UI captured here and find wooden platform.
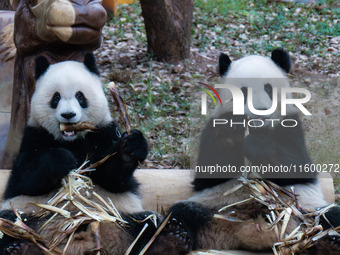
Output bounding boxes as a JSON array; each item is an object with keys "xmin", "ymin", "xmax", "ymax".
[
  {"xmin": 0, "ymin": 169, "xmax": 335, "ymax": 255},
  {"xmin": 0, "ymin": 169, "xmax": 335, "ymax": 211},
  {"xmin": 190, "ymin": 251, "xmax": 272, "ymax": 255},
  {"xmin": 0, "ymin": 11, "xmax": 15, "ymax": 166},
  {"xmin": 0, "ymin": 113, "xmax": 10, "ymax": 158}
]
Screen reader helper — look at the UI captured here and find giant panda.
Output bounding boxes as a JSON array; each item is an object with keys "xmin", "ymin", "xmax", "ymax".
[
  {"xmin": 165, "ymin": 49, "xmax": 340, "ymax": 254},
  {"xmin": 0, "ymin": 54, "xmax": 189, "ymax": 255}
]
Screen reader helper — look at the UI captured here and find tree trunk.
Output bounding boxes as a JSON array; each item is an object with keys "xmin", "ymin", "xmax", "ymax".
[{"xmin": 140, "ymin": 0, "xmax": 193, "ymax": 64}]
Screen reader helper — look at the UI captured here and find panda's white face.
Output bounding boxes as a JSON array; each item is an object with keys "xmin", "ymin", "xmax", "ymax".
[
  {"xmin": 29, "ymin": 59, "xmax": 112, "ymax": 141},
  {"xmin": 216, "ymin": 54, "xmax": 295, "ymax": 125}
]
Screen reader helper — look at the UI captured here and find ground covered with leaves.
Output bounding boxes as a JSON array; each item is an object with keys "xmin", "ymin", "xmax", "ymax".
[{"xmin": 94, "ymin": 1, "xmax": 339, "ymax": 193}]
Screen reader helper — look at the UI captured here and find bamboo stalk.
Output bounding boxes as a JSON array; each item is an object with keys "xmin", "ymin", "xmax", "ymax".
[
  {"xmin": 59, "ymin": 122, "xmax": 97, "ymax": 132},
  {"xmin": 138, "ymin": 213, "xmax": 172, "ymax": 255},
  {"xmin": 107, "ymin": 82, "xmax": 131, "ymax": 134}
]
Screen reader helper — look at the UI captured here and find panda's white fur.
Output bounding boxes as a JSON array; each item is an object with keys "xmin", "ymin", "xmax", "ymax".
[
  {"xmin": 224, "ymin": 55, "xmax": 287, "ymax": 78},
  {"xmin": 213, "ymin": 55, "xmax": 295, "ymax": 123},
  {"xmin": 28, "ymin": 60, "xmax": 112, "ymax": 141}
]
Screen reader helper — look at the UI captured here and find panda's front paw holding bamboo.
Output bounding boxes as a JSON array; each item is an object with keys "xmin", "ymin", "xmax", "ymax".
[
  {"xmin": 120, "ymin": 129, "xmax": 148, "ymax": 163},
  {"xmin": 47, "ymin": 148, "xmax": 77, "ymax": 177}
]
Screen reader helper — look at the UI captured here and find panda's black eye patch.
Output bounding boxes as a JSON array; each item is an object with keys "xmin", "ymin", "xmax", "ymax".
[
  {"xmin": 241, "ymin": 87, "xmax": 248, "ymax": 104},
  {"xmin": 75, "ymin": 91, "xmax": 88, "ymax": 108},
  {"xmin": 50, "ymin": 92, "xmax": 61, "ymax": 109},
  {"xmin": 264, "ymin": 83, "xmax": 273, "ymax": 99}
]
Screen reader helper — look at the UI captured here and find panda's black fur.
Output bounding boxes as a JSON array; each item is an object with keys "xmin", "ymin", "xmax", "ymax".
[
  {"xmin": 4, "ymin": 122, "xmax": 143, "ymax": 199},
  {"xmin": 165, "ymin": 49, "xmax": 340, "ymax": 253},
  {"xmin": 0, "ymin": 54, "xmax": 188, "ymax": 255},
  {"xmin": 193, "ymin": 111, "xmax": 316, "ymax": 191}
]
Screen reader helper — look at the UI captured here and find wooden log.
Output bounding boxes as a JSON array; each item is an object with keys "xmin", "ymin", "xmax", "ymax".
[
  {"xmin": 0, "ymin": 169, "xmax": 335, "ymax": 210},
  {"xmin": 135, "ymin": 169, "xmax": 193, "ymax": 212},
  {"xmin": 0, "ymin": 11, "xmax": 15, "ymax": 160},
  {"xmin": 0, "ymin": 169, "xmax": 10, "ymax": 201},
  {"xmin": 190, "ymin": 251, "xmax": 272, "ymax": 255},
  {"xmin": 0, "ymin": 169, "xmax": 335, "ymax": 255}
]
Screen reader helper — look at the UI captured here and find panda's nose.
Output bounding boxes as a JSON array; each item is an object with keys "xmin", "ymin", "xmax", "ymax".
[{"xmin": 61, "ymin": 112, "xmax": 76, "ymax": 120}]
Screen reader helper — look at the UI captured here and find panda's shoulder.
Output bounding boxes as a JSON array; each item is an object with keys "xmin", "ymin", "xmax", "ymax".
[{"xmin": 20, "ymin": 125, "xmax": 57, "ymax": 150}]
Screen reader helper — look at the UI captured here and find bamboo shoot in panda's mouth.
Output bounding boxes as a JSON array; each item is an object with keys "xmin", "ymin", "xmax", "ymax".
[{"xmin": 59, "ymin": 122, "xmax": 97, "ymax": 133}]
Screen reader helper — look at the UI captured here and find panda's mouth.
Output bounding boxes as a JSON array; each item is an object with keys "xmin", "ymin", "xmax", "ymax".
[
  {"xmin": 60, "ymin": 123, "xmax": 78, "ymax": 138},
  {"xmin": 62, "ymin": 130, "xmax": 77, "ymax": 137}
]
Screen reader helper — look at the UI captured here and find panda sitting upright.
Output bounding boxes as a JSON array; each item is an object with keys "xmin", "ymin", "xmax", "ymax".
[
  {"xmin": 166, "ymin": 49, "xmax": 340, "ymax": 254},
  {"xmin": 0, "ymin": 53, "xmax": 165, "ymax": 255}
]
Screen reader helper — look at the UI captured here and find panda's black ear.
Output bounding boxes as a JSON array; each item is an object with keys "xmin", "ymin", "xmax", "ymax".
[
  {"xmin": 219, "ymin": 53, "xmax": 232, "ymax": 77},
  {"xmin": 271, "ymin": 48, "xmax": 291, "ymax": 73},
  {"xmin": 35, "ymin": 56, "xmax": 50, "ymax": 80},
  {"xmin": 84, "ymin": 52, "xmax": 100, "ymax": 76}
]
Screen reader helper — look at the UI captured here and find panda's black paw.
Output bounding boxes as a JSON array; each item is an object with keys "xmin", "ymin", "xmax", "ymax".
[
  {"xmin": 48, "ymin": 147, "xmax": 77, "ymax": 176},
  {"xmin": 121, "ymin": 129, "xmax": 148, "ymax": 162},
  {"xmin": 4, "ymin": 241, "xmax": 43, "ymax": 255},
  {"xmin": 308, "ymin": 235, "xmax": 340, "ymax": 255},
  {"xmin": 146, "ymin": 217, "xmax": 192, "ymax": 255}
]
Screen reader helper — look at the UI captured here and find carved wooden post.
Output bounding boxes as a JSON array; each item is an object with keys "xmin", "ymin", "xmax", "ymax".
[
  {"xmin": 140, "ymin": 0, "xmax": 193, "ymax": 64},
  {"xmin": 0, "ymin": 0, "xmax": 19, "ymax": 10},
  {"xmin": 0, "ymin": 11, "xmax": 15, "ymax": 161},
  {"xmin": 0, "ymin": 0, "xmax": 107, "ymax": 168}
]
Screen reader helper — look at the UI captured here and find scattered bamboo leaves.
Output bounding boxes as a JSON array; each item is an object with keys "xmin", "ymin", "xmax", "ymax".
[
  {"xmin": 0, "ymin": 160, "xmax": 167, "ymax": 255},
  {"xmin": 0, "ymin": 218, "xmax": 62, "ymax": 255},
  {"xmin": 214, "ymin": 177, "xmax": 339, "ymax": 255}
]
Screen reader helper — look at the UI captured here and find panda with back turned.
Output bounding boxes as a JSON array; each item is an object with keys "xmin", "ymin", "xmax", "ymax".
[
  {"xmin": 166, "ymin": 49, "xmax": 340, "ymax": 254},
  {"xmin": 0, "ymin": 53, "xmax": 188, "ymax": 255}
]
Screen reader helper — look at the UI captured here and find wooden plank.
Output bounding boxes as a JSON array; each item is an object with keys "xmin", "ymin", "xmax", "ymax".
[
  {"xmin": 0, "ymin": 169, "xmax": 10, "ymax": 201},
  {"xmin": 0, "ymin": 169, "xmax": 334, "ymax": 211},
  {"xmin": 319, "ymin": 172, "xmax": 335, "ymax": 204},
  {"xmin": 135, "ymin": 169, "xmax": 194, "ymax": 212},
  {"xmin": 0, "ymin": 169, "xmax": 335, "ymax": 255},
  {"xmin": 0, "ymin": 112, "xmax": 11, "ymax": 158},
  {"xmin": 190, "ymin": 250, "xmax": 272, "ymax": 255}
]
